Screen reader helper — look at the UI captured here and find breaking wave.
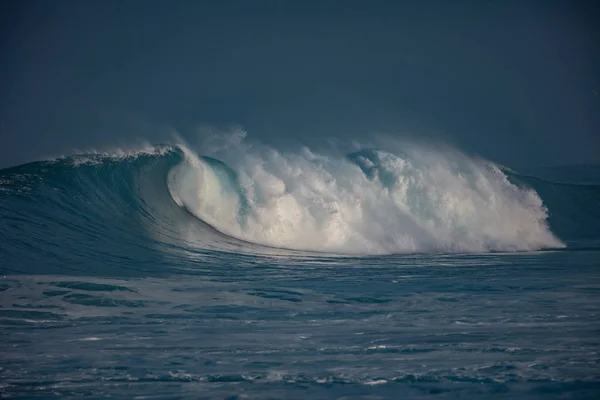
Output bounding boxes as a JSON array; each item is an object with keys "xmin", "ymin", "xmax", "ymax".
[
  {"xmin": 167, "ymin": 137, "xmax": 564, "ymax": 254},
  {"xmin": 4, "ymin": 133, "xmax": 593, "ymax": 271}
]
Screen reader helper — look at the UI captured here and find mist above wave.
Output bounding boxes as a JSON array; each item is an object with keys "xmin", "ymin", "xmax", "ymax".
[{"xmin": 167, "ymin": 133, "xmax": 565, "ymax": 254}]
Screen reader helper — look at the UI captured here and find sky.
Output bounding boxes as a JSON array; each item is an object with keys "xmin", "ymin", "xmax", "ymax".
[{"xmin": 1, "ymin": 0, "xmax": 599, "ymax": 168}]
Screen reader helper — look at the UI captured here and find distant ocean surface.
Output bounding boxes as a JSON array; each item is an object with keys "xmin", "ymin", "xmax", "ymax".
[{"xmin": 1, "ymin": 138, "xmax": 599, "ymax": 399}]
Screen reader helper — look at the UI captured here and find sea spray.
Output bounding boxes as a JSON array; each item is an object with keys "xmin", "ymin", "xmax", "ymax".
[{"xmin": 168, "ymin": 136, "xmax": 564, "ymax": 254}]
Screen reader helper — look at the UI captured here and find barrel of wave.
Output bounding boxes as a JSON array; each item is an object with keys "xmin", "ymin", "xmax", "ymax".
[{"xmin": 167, "ymin": 146, "xmax": 368, "ymax": 251}]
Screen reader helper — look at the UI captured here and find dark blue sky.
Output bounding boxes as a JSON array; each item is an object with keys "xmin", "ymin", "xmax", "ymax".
[{"xmin": 1, "ymin": 0, "xmax": 598, "ymax": 168}]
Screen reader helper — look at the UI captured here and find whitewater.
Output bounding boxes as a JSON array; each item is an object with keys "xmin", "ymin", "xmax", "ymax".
[{"xmin": 1, "ymin": 135, "xmax": 599, "ymax": 399}]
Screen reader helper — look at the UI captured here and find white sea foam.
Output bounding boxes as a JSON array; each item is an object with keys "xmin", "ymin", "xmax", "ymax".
[
  {"xmin": 167, "ymin": 132, "xmax": 565, "ymax": 254},
  {"xmin": 54, "ymin": 142, "xmax": 176, "ymax": 166}
]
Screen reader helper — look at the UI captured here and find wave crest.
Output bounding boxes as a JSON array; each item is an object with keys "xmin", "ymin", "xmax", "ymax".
[{"xmin": 168, "ymin": 139, "xmax": 564, "ymax": 254}]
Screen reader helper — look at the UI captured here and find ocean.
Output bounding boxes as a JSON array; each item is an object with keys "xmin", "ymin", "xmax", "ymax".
[{"xmin": 1, "ymin": 139, "xmax": 599, "ymax": 399}]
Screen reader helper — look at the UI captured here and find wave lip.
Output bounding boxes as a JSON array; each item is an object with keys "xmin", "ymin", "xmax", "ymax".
[{"xmin": 168, "ymin": 141, "xmax": 565, "ymax": 255}]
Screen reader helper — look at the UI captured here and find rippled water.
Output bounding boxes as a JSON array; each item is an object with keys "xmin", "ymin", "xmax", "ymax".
[{"xmin": 2, "ymin": 250, "xmax": 599, "ymax": 399}]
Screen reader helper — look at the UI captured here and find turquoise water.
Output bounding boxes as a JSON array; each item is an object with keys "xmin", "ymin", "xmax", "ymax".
[{"xmin": 1, "ymin": 144, "xmax": 599, "ymax": 399}]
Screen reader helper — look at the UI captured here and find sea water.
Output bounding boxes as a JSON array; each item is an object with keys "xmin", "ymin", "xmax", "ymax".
[{"xmin": 1, "ymin": 138, "xmax": 598, "ymax": 399}]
